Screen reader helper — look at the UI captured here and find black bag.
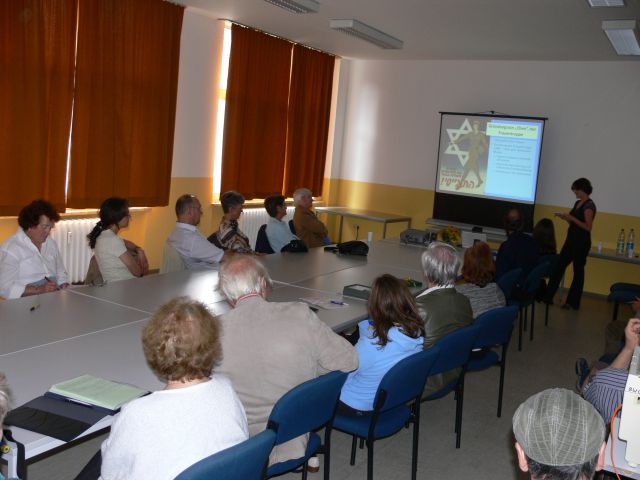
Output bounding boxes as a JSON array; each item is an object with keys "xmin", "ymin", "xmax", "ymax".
[
  {"xmin": 337, "ymin": 240, "xmax": 369, "ymax": 256},
  {"xmin": 280, "ymin": 239, "xmax": 308, "ymax": 253}
]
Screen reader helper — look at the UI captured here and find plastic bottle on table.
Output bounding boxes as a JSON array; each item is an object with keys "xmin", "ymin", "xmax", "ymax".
[
  {"xmin": 626, "ymin": 228, "xmax": 635, "ymax": 258},
  {"xmin": 616, "ymin": 229, "xmax": 626, "ymax": 255}
]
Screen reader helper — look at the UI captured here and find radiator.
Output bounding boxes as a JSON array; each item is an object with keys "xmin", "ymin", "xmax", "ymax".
[
  {"xmin": 50, "ymin": 218, "xmax": 98, "ymax": 283},
  {"xmin": 239, "ymin": 207, "xmax": 295, "ymax": 249}
]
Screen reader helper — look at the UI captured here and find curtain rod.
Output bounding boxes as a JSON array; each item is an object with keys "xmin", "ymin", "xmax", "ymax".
[{"xmin": 220, "ymin": 19, "xmax": 339, "ymax": 59}]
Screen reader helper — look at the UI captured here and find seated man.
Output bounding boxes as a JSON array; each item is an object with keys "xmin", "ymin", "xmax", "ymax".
[
  {"xmin": 264, "ymin": 195, "xmax": 298, "ymax": 253},
  {"xmin": 0, "ymin": 199, "xmax": 69, "ymax": 299},
  {"xmin": 167, "ymin": 194, "xmax": 225, "ymax": 269},
  {"xmin": 495, "ymin": 208, "xmax": 538, "ymax": 280},
  {"xmin": 216, "ymin": 256, "xmax": 357, "ymax": 464},
  {"xmin": 513, "ymin": 388, "xmax": 605, "ymax": 480},
  {"xmin": 417, "ymin": 242, "xmax": 473, "ymax": 395},
  {"xmin": 583, "ymin": 317, "xmax": 640, "ymax": 422},
  {"xmin": 209, "ymin": 191, "xmax": 253, "ymax": 253},
  {"xmin": 292, "ymin": 188, "xmax": 329, "ymax": 248}
]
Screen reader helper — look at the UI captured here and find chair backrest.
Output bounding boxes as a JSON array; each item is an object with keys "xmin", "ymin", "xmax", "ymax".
[
  {"xmin": 174, "ymin": 430, "xmax": 276, "ymax": 480},
  {"xmin": 84, "ymin": 255, "xmax": 104, "ymax": 286},
  {"xmin": 472, "ymin": 305, "xmax": 519, "ymax": 349},
  {"xmin": 160, "ymin": 241, "xmax": 186, "ymax": 274},
  {"xmin": 374, "ymin": 346, "xmax": 440, "ymax": 413},
  {"xmin": 255, "ymin": 224, "xmax": 275, "ymax": 254},
  {"xmin": 521, "ymin": 261, "xmax": 551, "ymax": 294},
  {"xmin": 267, "ymin": 371, "xmax": 347, "ymax": 446},
  {"xmin": 496, "ymin": 268, "xmax": 522, "ymax": 300},
  {"xmin": 288, "ymin": 219, "xmax": 296, "ymax": 235},
  {"xmin": 429, "ymin": 325, "xmax": 480, "ymax": 376}
]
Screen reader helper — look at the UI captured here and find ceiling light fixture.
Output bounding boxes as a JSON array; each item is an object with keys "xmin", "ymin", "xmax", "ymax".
[
  {"xmin": 587, "ymin": 0, "xmax": 625, "ymax": 7},
  {"xmin": 602, "ymin": 19, "xmax": 640, "ymax": 55},
  {"xmin": 263, "ymin": 0, "xmax": 319, "ymax": 14},
  {"xmin": 329, "ymin": 19, "xmax": 403, "ymax": 49}
]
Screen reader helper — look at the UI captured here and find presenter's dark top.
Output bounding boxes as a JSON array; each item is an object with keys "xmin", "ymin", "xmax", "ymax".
[
  {"xmin": 567, "ymin": 199, "xmax": 596, "ymax": 243},
  {"xmin": 495, "ymin": 231, "xmax": 539, "ymax": 281}
]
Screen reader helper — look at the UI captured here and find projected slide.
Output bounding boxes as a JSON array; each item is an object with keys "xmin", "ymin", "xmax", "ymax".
[{"xmin": 436, "ymin": 114, "xmax": 544, "ymax": 204}]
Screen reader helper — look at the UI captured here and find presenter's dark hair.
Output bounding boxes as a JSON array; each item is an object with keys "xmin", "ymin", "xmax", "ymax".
[
  {"xmin": 220, "ymin": 191, "xmax": 245, "ymax": 214},
  {"xmin": 87, "ymin": 197, "xmax": 129, "ymax": 249},
  {"xmin": 367, "ymin": 274, "xmax": 424, "ymax": 347},
  {"xmin": 264, "ymin": 195, "xmax": 285, "ymax": 218},
  {"xmin": 142, "ymin": 296, "xmax": 222, "ymax": 382},
  {"xmin": 18, "ymin": 200, "xmax": 60, "ymax": 230},
  {"xmin": 571, "ymin": 178, "xmax": 592, "ymax": 195},
  {"xmin": 175, "ymin": 194, "xmax": 197, "ymax": 217}
]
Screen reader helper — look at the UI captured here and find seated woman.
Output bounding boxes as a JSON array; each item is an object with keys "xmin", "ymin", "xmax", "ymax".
[
  {"xmin": 292, "ymin": 188, "xmax": 330, "ymax": 248},
  {"xmin": 87, "ymin": 198, "xmax": 148, "ymax": 284},
  {"xmin": 533, "ymin": 218, "xmax": 557, "ymax": 256},
  {"xmin": 338, "ymin": 274, "xmax": 424, "ymax": 414},
  {"xmin": 455, "ymin": 241, "xmax": 506, "ymax": 318},
  {"xmin": 264, "ymin": 195, "xmax": 298, "ymax": 252},
  {"xmin": 80, "ymin": 297, "xmax": 249, "ymax": 480},
  {"xmin": 0, "ymin": 199, "xmax": 69, "ymax": 299},
  {"xmin": 209, "ymin": 191, "xmax": 253, "ymax": 253}
]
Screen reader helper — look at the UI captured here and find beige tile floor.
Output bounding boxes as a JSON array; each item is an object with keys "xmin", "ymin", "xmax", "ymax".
[{"xmin": 8, "ymin": 294, "xmax": 624, "ymax": 480}]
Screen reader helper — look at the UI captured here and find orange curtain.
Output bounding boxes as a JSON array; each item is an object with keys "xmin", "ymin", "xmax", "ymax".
[
  {"xmin": 67, "ymin": 0, "xmax": 183, "ymax": 208},
  {"xmin": 221, "ymin": 24, "xmax": 292, "ymax": 199},
  {"xmin": 284, "ymin": 45, "xmax": 335, "ymax": 196},
  {"xmin": 0, "ymin": 0, "xmax": 77, "ymax": 216}
]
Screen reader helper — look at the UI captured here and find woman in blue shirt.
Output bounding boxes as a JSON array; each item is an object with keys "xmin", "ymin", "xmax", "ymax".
[{"xmin": 339, "ymin": 274, "xmax": 425, "ymax": 414}]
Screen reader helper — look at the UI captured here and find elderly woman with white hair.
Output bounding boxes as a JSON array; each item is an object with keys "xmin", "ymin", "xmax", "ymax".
[
  {"xmin": 415, "ymin": 241, "xmax": 473, "ymax": 396},
  {"xmin": 292, "ymin": 188, "xmax": 330, "ymax": 248}
]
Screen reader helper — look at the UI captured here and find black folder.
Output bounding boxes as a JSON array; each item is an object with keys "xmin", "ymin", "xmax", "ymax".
[{"xmin": 4, "ymin": 396, "xmax": 109, "ymax": 442}]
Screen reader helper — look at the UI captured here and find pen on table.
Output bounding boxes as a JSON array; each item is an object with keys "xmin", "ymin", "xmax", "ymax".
[
  {"xmin": 30, "ymin": 303, "xmax": 40, "ymax": 312},
  {"xmin": 330, "ymin": 300, "xmax": 347, "ymax": 306}
]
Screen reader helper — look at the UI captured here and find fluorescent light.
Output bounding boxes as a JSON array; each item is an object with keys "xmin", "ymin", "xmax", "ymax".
[
  {"xmin": 602, "ymin": 19, "xmax": 640, "ymax": 55},
  {"xmin": 587, "ymin": 0, "xmax": 625, "ymax": 7},
  {"xmin": 330, "ymin": 19, "xmax": 403, "ymax": 50},
  {"xmin": 263, "ymin": 0, "xmax": 319, "ymax": 14}
]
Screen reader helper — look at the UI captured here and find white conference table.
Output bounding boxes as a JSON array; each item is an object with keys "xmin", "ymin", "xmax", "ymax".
[{"xmin": 1, "ymin": 239, "xmax": 425, "ymax": 477}]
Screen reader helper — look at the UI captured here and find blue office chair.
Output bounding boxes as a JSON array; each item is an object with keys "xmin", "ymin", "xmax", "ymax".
[
  {"xmin": 608, "ymin": 282, "xmax": 640, "ymax": 322},
  {"xmin": 467, "ymin": 305, "xmax": 519, "ymax": 417},
  {"xmin": 511, "ymin": 260, "xmax": 551, "ymax": 350},
  {"xmin": 255, "ymin": 224, "xmax": 275, "ymax": 254},
  {"xmin": 422, "ymin": 324, "xmax": 480, "ymax": 448},
  {"xmin": 266, "ymin": 370, "xmax": 348, "ymax": 480},
  {"xmin": 333, "ymin": 347, "xmax": 441, "ymax": 480},
  {"xmin": 496, "ymin": 267, "xmax": 522, "ymax": 301},
  {"xmin": 175, "ymin": 430, "xmax": 276, "ymax": 480}
]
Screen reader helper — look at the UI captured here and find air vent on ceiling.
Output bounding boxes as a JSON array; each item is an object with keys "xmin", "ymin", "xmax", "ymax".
[{"xmin": 329, "ymin": 19, "xmax": 403, "ymax": 49}]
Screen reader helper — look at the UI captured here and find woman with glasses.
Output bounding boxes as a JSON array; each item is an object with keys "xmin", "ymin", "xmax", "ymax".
[
  {"xmin": 87, "ymin": 197, "xmax": 148, "ymax": 283},
  {"xmin": 0, "ymin": 199, "xmax": 69, "ymax": 299}
]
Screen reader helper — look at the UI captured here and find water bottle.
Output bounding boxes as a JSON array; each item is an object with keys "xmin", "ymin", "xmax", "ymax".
[
  {"xmin": 616, "ymin": 229, "xmax": 625, "ymax": 255},
  {"xmin": 627, "ymin": 229, "xmax": 635, "ymax": 258}
]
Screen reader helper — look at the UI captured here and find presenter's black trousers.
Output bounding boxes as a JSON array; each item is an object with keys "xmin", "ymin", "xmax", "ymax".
[{"xmin": 545, "ymin": 236, "xmax": 590, "ymax": 309}]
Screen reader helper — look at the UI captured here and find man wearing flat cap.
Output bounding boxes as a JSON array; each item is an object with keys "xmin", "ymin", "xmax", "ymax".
[{"xmin": 512, "ymin": 388, "xmax": 606, "ymax": 480}]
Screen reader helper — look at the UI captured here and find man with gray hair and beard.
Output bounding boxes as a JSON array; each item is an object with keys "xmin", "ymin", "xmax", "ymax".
[
  {"xmin": 417, "ymin": 241, "xmax": 473, "ymax": 395},
  {"xmin": 216, "ymin": 256, "xmax": 357, "ymax": 466}
]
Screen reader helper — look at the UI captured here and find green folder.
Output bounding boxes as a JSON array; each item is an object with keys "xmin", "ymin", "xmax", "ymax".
[{"xmin": 49, "ymin": 375, "xmax": 147, "ymax": 411}]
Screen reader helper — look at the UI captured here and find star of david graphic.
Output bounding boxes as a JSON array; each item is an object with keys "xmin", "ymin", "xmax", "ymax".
[{"xmin": 444, "ymin": 118, "xmax": 473, "ymax": 167}]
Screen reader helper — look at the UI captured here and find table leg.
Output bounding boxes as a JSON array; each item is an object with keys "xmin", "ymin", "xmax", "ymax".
[
  {"xmin": 383, "ymin": 223, "xmax": 388, "ymax": 239},
  {"xmin": 338, "ymin": 216, "xmax": 344, "ymax": 243}
]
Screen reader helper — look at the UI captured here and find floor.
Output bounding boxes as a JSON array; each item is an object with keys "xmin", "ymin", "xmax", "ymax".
[{"xmin": 11, "ymin": 293, "xmax": 625, "ymax": 480}]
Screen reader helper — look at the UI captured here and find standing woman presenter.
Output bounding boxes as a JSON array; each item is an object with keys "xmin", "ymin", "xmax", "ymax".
[{"xmin": 544, "ymin": 178, "xmax": 596, "ymax": 310}]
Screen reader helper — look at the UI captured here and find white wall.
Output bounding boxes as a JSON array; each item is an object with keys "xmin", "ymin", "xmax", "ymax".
[
  {"xmin": 336, "ymin": 59, "xmax": 640, "ymax": 215},
  {"xmin": 171, "ymin": 10, "xmax": 224, "ymax": 178}
]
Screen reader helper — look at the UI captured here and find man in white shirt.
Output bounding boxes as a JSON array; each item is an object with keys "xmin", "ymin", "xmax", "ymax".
[
  {"xmin": 264, "ymin": 195, "xmax": 298, "ymax": 253},
  {"xmin": 167, "ymin": 194, "xmax": 225, "ymax": 269},
  {"xmin": 0, "ymin": 199, "xmax": 69, "ymax": 299}
]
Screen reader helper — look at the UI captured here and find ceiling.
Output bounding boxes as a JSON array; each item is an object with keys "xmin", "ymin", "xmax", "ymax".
[{"xmin": 177, "ymin": 0, "xmax": 640, "ymax": 61}]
